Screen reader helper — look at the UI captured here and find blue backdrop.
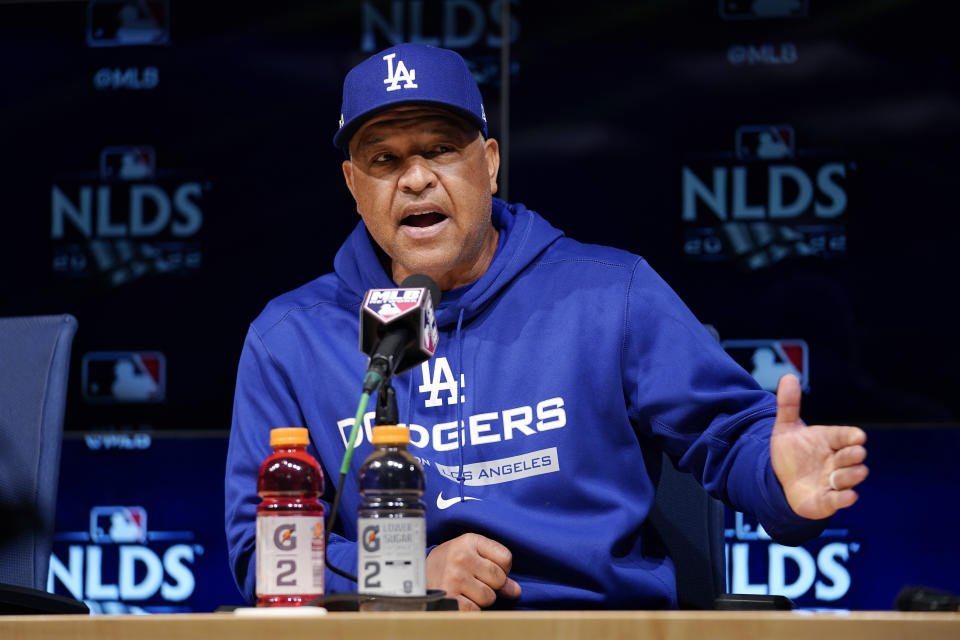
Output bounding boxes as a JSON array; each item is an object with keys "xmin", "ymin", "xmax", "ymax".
[
  {"xmin": 49, "ymin": 426, "xmax": 960, "ymax": 612},
  {"xmin": 1, "ymin": 0, "xmax": 957, "ymax": 614}
]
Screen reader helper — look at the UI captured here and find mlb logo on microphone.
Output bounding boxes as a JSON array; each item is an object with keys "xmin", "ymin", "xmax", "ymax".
[
  {"xmin": 364, "ymin": 288, "xmax": 423, "ymax": 322},
  {"xmin": 82, "ymin": 351, "xmax": 166, "ymax": 403},
  {"xmin": 90, "ymin": 506, "xmax": 148, "ymax": 544},
  {"xmin": 721, "ymin": 339, "xmax": 809, "ymax": 392}
]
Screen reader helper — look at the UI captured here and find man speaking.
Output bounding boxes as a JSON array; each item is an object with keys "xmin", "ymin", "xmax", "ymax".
[{"xmin": 225, "ymin": 43, "xmax": 868, "ymax": 610}]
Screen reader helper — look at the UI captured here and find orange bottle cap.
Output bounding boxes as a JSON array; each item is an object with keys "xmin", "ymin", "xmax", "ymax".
[
  {"xmin": 270, "ymin": 427, "xmax": 309, "ymax": 447},
  {"xmin": 371, "ymin": 425, "xmax": 410, "ymax": 445}
]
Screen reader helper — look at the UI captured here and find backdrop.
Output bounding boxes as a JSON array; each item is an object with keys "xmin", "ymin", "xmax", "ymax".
[{"xmin": 2, "ymin": 0, "xmax": 958, "ymax": 613}]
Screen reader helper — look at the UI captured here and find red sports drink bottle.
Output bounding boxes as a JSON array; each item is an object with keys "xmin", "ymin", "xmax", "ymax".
[{"xmin": 255, "ymin": 427, "xmax": 325, "ymax": 606}]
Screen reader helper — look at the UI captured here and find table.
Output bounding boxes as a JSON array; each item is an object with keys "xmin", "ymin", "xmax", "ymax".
[{"xmin": 3, "ymin": 610, "xmax": 960, "ymax": 640}]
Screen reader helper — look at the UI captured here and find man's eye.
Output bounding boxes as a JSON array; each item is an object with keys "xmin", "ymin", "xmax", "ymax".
[
  {"xmin": 372, "ymin": 153, "xmax": 396, "ymax": 164},
  {"xmin": 427, "ymin": 145, "xmax": 454, "ymax": 157}
]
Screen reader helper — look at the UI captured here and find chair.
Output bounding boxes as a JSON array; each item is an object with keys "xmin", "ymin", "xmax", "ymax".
[
  {"xmin": 645, "ymin": 450, "xmax": 726, "ymax": 609},
  {"xmin": 646, "ymin": 450, "xmax": 794, "ymax": 611},
  {"xmin": 642, "ymin": 324, "xmax": 792, "ymax": 610},
  {"xmin": 0, "ymin": 314, "xmax": 88, "ymax": 614}
]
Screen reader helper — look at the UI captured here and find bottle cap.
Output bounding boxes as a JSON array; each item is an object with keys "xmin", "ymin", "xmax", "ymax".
[
  {"xmin": 270, "ymin": 427, "xmax": 309, "ymax": 447},
  {"xmin": 371, "ymin": 425, "xmax": 410, "ymax": 445}
]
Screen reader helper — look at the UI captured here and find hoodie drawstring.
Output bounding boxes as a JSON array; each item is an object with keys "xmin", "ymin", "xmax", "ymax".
[
  {"xmin": 405, "ymin": 370, "xmax": 415, "ymax": 433},
  {"xmin": 455, "ymin": 308, "xmax": 466, "ymax": 501}
]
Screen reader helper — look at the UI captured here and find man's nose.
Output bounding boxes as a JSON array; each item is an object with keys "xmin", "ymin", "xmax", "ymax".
[{"xmin": 398, "ymin": 156, "xmax": 438, "ymax": 193}]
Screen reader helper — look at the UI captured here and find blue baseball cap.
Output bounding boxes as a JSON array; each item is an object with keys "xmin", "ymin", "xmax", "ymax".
[{"xmin": 333, "ymin": 43, "xmax": 488, "ymax": 150}]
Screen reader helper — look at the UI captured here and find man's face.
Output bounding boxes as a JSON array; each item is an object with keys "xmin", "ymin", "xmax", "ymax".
[{"xmin": 342, "ymin": 106, "xmax": 500, "ymax": 290}]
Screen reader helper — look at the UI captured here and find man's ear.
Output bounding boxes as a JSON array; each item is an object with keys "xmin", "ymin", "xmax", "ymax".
[
  {"xmin": 342, "ymin": 159, "xmax": 359, "ymax": 212},
  {"xmin": 483, "ymin": 137, "xmax": 501, "ymax": 195}
]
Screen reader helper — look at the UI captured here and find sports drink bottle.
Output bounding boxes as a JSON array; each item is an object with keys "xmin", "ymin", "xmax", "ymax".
[
  {"xmin": 357, "ymin": 425, "xmax": 426, "ymax": 604},
  {"xmin": 255, "ymin": 427, "xmax": 324, "ymax": 606}
]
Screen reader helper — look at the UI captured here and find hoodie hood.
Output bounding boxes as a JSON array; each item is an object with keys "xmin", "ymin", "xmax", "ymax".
[{"xmin": 333, "ymin": 197, "xmax": 565, "ymax": 328}]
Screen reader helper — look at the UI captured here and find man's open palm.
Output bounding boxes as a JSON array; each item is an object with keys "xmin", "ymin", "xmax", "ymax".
[{"xmin": 770, "ymin": 374, "xmax": 869, "ymax": 520}]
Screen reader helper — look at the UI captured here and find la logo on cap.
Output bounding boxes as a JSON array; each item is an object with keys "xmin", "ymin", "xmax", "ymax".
[{"xmin": 383, "ymin": 53, "xmax": 417, "ymax": 92}]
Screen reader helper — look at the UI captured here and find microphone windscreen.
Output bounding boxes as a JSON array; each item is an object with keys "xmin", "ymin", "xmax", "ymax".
[{"xmin": 400, "ymin": 274, "xmax": 442, "ymax": 308}]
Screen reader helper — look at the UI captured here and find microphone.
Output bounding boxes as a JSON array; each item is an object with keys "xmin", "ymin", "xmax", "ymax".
[
  {"xmin": 895, "ymin": 586, "xmax": 960, "ymax": 611},
  {"xmin": 359, "ymin": 274, "xmax": 441, "ymax": 391}
]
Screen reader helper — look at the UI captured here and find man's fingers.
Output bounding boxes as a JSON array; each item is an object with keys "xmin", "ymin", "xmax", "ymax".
[
  {"xmin": 426, "ymin": 533, "xmax": 520, "ymax": 610},
  {"xmin": 474, "ymin": 534, "xmax": 514, "ymax": 573},
  {"xmin": 437, "ymin": 552, "xmax": 499, "ymax": 609},
  {"xmin": 497, "ymin": 577, "xmax": 522, "ymax": 600},
  {"xmin": 472, "ymin": 554, "xmax": 511, "ymax": 592},
  {"xmin": 826, "ymin": 488, "xmax": 859, "ymax": 511},
  {"xmin": 472, "ymin": 535, "xmax": 521, "ymax": 598},
  {"xmin": 456, "ymin": 595, "xmax": 481, "ymax": 612},
  {"xmin": 774, "ymin": 374, "xmax": 802, "ymax": 428},
  {"xmin": 825, "ymin": 425, "xmax": 867, "ymax": 450},
  {"xmin": 833, "ymin": 444, "xmax": 867, "ymax": 468},
  {"xmin": 457, "ymin": 579, "xmax": 498, "ymax": 610},
  {"xmin": 829, "ymin": 464, "xmax": 869, "ymax": 491}
]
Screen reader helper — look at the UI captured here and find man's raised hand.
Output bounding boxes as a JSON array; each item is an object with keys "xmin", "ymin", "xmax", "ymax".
[{"xmin": 770, "ymin": 374, "xmax": 869, "ymax": 520}]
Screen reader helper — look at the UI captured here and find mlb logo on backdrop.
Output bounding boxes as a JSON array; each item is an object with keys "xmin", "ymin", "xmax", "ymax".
[
  {"xmin": 721, "ymin": 339, "xmax": 809, "ymax": 392},
  {"xmin": 735, "ymin": 125, "xmax": 795, "ymax": 161},
  {"xmin": 90, "ymin": 506, "xmax": 148, "ymax": 544},
  {"xmin": 99, "ymin": 146, "xmax": 156, "ymax": 181},
  {"xmin": 86, "ymin": 0, "xmax": 170, "ymax": 47},
  {"xmin": 81, "ymin": 351, "xmax": 166, "ymax": 403},
  {"xmin": 719, "ymin": 0, "xmax": 808, "ymax": 20}
]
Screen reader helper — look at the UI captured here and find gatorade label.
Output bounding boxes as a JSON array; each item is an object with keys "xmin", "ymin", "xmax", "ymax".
[
  {"xmin": 256, "ymin": 515, "xmax": 325, "ymax": 596},
  {"xmin": 357, "ymin": 517, "xmax": 426, "ymax": 596}
]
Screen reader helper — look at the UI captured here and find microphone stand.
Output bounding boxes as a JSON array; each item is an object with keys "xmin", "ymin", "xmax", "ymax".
[
  {"xmin": 323, "ymin": 373, "xmax": 399, "ymax": 585},
  {"xmin": 374, "ymin": 378, "xmax": 399, "ymax": 426}
]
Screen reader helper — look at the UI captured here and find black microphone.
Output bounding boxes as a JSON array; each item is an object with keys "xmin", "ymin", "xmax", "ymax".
[
  {"xmin": 359, "ymin": 274, "xmax": 441, "ymax": 391},
  {"xmin": 895, "ymin": 586, "xmax": 960, "ymax": 611}
]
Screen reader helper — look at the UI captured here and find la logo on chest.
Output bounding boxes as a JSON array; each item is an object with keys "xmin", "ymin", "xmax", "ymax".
[{"xmin": 383, "ymin": 53, "xmax": 418, "ymax": 92}]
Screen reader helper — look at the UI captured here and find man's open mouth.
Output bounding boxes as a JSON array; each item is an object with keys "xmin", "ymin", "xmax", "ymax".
[{"xmin": 401, "ymin": 212, "xmax": 447, "ymax": 228}]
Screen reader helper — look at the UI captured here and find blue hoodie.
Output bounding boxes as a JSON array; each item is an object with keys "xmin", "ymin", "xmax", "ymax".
[{"xmin": 225, "ymin": 198, "xmax": 824, "ymax": 608}]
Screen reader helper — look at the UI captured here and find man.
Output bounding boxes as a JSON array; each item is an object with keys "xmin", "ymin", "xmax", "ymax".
[{"xmin": 225, "ymin": 43, "xmax": 868, "ymax": 610}]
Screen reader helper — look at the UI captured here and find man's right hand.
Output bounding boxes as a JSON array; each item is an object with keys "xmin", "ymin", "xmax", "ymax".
[{"xmin": 426, "ymin": 533, "xmax": 522, "ymax": 610}]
